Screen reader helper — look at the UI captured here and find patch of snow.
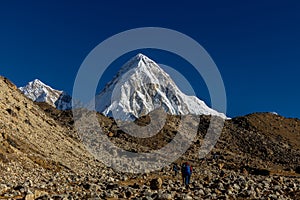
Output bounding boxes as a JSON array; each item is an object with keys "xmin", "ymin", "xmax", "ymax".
[{"xmin": 270, "ymin": 112, "xmax": 279, "ymax": 115}]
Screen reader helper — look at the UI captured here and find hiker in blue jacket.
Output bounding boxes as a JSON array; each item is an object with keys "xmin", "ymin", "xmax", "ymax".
[{"xmin": 184, "ymin": 162, "xmax": 192, "ymax": 186}]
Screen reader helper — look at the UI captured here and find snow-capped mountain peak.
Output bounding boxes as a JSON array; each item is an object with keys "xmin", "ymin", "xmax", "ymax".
[
  {"xmin": 19, "ymin": 79, "xmax": 72, "ymax": 110},
  {"xmin": 95, "ymin": 53, "xmax": 227, "ymax": 120},
  {"xmin": 115, "ymin": 53, "xmax": 163, "ymax": 79}
]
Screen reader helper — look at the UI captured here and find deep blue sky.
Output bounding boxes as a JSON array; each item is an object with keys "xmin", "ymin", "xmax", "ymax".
[{"xmin": 1, "ymin": 1, "xmax": 300, "ymax": 118}]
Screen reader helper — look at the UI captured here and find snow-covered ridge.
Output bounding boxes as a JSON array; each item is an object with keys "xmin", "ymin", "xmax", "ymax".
[
  {"xmin": 95, "ymin": 53, "xmax": 227, "ymax": 120},
  {"xmin": 19, "ymin": 54, "xmax": 227, "ymax": 119},
  {"xmin": 19, "ymin": 79, "xmax": 72, "ymax": 110}
]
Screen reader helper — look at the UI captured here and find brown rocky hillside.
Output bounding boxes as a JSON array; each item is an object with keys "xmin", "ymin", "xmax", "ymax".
[
  {"xmin": 0, "ymin": 76, "xmax": 108, "ymax": 199},
  {"xmin": 0, "ymin": 76, "xmax": 92, "ymax": 172},
  {"xmin": 1, "ymin": 76, "xmax": 300, "ymax": 199}
]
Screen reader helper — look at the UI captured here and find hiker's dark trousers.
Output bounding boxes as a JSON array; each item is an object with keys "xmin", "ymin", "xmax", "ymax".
[{"xmin": 185, "ymin": 175, "xmax": 191, "ymax": 185}]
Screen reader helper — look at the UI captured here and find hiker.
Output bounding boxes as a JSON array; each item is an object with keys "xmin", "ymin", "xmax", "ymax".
[
  {"xmin": 181, "ymin": 162, "xmax": 186, "ymax": 184},
  {"xmin": 184, "ymin": 162, "xmax": 193, "ymax": 186},
  {"xmin": 173, "ymin": 163, "xmax": 179, "ymax": 176}
]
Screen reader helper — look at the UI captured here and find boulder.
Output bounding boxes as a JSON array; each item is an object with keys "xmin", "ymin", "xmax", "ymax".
[
  {"xmin": 150, "ymin": 177, "xmax": 162, "ymax": 190},
  {"xmin": 34, "ymin": 190, "xmax": 49, "ymax": 199},
  {"xmin": 25, "ymin": 193, "xmax": 34, "ymax": 200}
]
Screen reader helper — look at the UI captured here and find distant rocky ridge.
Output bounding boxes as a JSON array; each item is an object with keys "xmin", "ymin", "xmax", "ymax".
[{"xmin": 19, "ymin": 79, "xmax": 72, "ymax": 110}]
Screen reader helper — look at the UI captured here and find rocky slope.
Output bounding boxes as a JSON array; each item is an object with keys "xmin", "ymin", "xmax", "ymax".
[
  {"xmin": 0, "ymin": 76, "xmax": 106, "ymax": 199},
  {"xmin": 36, "ymin": 96, "xmax": 300, "ymax": 199},
  {"xmin": 1, "ymin": 76, "xmax": 300, "ymax": 199}
]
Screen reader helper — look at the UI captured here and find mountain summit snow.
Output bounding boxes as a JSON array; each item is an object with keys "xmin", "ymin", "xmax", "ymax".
[
  {"xmin": 95, "ymin": 53, "xmax": 226, "ymax": 120},
  {"xmin": 19, "ymin": 79, "xmax": 72, "ymax": 110}
]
